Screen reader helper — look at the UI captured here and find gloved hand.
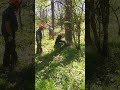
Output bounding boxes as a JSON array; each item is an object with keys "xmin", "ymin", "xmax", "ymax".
[{"xmin": 8, "ymin": 36, "xmax": 13, "ymax": 42}]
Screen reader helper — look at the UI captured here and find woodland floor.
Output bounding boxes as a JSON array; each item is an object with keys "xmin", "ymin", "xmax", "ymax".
[
  {"xmin": 86, "ymin": 18, "xmax": 120, "ymax": 89},
  {"xmin": 35, "ymin": 25, "xmax": 85, "ymax": 90}
]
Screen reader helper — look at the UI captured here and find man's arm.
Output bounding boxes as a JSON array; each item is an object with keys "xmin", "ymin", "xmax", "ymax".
[
  {"xmin": 5, "ymin": 21, "xmax": 13, "ymax": 42},
  {"xmin": 5, "ymin": 21, "xmax": 12, "ymax": 35}
]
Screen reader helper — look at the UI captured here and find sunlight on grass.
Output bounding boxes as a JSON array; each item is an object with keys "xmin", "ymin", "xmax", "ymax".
[{"xmin": 35, "ymin": 20, "xmax": 85, "ymax": 90}]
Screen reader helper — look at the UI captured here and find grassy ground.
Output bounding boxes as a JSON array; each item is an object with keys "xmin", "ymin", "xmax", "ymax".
[{"xmin": 35, "ymin": 22, "xmax": 85, "ymax": 90}]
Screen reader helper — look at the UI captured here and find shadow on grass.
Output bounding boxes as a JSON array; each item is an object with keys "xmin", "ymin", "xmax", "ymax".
[
  {"xmin": 85, "ymin": 46, "xmax": 106, "ymax": 83},
  {"xmin": 86, "ymin": 43, "xmax": 120, "ymax": 86},
  {"xmin": 0, "ymin": 64, "xmax": 35, "ymax": 90},
  {"xmin": 35, "ymin": 45, "xmax": 83, "ymax": 79},
  {"xmin": 35, "ymin": 45, "xmax": 68, "ymax": 72}
]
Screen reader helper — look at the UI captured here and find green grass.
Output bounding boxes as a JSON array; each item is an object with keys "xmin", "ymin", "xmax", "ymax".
[{"xmin": 35, "ymin": 22, "xmax": 85, "ymax": 90}]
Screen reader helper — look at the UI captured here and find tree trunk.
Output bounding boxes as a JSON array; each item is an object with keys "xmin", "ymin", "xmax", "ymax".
[
  {"xmin": 77, "ymin": 20, "xmax": 81, "ymax": 50},
  {"xmin": 100, "ymin": 0, "xmax": 109, "ymax": 57},
  {"xmin": 51, "ymin": 0, "xmax": 54, "ymax": 38},
  {"xmin": 65, "ymin": 0, "xmax": 73, "ymax": 44},
  {"xmin": 46, "ymin": 8, "xmax": 48, "ymax": 22},
  {"xmin": 85, "ymin": 0, "xmax": 92, "ymax": 46},
  {"xmin": 90, "ymin": 0, "xmax": 101, "ymax": 53},
  {"xmin": 18, "ymin": 7, "xmax": 23, "ymax": 31},
  {"xmin": 60, "ymin": 13, "xmax": 63, "ymax": 31}
]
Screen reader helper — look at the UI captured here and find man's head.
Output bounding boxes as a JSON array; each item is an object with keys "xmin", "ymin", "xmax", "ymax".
[
  {"xmin": 39, "ymin": 24, "xmax": 44, "ymax": 30},
  {"xmin": 58, "ymin": 33, "xmax": 62, "ymax": 37},
  {"xmin": 58, "ymin": 33, "xmax": 64, "ymax": 38},
  {"xmin": 9, "ymin": 0, "xmax": 22, "ymax": 9}
]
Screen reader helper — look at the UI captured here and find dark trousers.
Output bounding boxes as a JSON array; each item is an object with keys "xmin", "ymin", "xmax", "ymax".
[
  {"xmin": 36, "ymin": 40, "xmax": 42, "ymax": 54},
  {"xmin": 3, "ymin": 36, "xmax": 17, "ymax": 67},
  {"xmin": 54, "ymin": 41, "xmax": 66, "ymax": 48}
]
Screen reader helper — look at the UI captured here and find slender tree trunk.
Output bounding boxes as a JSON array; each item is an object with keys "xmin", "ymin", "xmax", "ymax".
[
  {"xmin": 39, "ymin": 7, "xmax": 41, "ymax": 18},
  {"xmin": 60, "ymin": 13, "xmax": 63, "ymax": 31},
  {"xmin": 100, "ymin": 0, "xmax": 109, "ymax": 57},
  {"xmin": 18, "ymin": 7, "xmax": 23, "ymax": 31},
  {"xmin": 77, "ymin": 20, "xmax": 81, "ymax": 50},
  {"xmin": 46, "ymin": 8, "xmax": 47, "ymax": 22},
  {"xmin": 51, "ymin": 0, "xmax": 54, "ymax": 37},
  {"xmin": 90, "ymin": 0, "xmax": 101, "ymax": 52},
  {"xmin": 110, "ymin": 6, "xmax": 120, "ymax": 35}
]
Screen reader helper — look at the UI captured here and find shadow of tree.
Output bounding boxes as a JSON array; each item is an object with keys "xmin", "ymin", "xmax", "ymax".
[
  {"xmin": 35, "ymin": 46, "xmax": 68, "ymax": 72},
  {"xmin": 86, "ymin": 51, "xmax": 103, "ymax": 83},
  {"xmin": 35, "ymin": 46, "xmax": 82, "ymax": 80},
  {"xmin": 0, "ymin": 63, "xmax": 35, "ymax": 90},
  {"xmin": 85, "ymin": 45, "xmax": 112, "ymax": 85}
]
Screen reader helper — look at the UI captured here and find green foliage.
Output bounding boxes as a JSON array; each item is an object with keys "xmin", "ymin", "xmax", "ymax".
[
  {"xmin": 64, "ymin": 21, "xmax": 71, "ymax": 24},
  {"xmin": 36, "ymin": 80, "xmax": 56, "ymax": 90},
  {"xmin": 36, "ymin": 0, "xmax": 49, "ymax": 9},
  {"xmin": 0, "ymin": 0, "xmax": 7, "ymax": 4},
  {"xmin": 0, "ymin": 79, "xmax": 8, "ymax": 90},
  {"xmin": 68, "ymin": 0, "xmax": 85, "ymax": 50}
]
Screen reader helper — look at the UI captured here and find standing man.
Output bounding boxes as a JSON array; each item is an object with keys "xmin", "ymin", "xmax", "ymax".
[
  {"xmin": 1, "ymin": 0, "xmax": 22, "ymax": 70},
  {"xmin": 36, "ymin": 24, "xmax": 44, "ymax": 54},
  {"xmin": 48, "ymin": 25, "xmax": 54, "ymax": 40},
  {"xmin": 47, "ymin": 22, "xmax": 54, "ymax": 40}
]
